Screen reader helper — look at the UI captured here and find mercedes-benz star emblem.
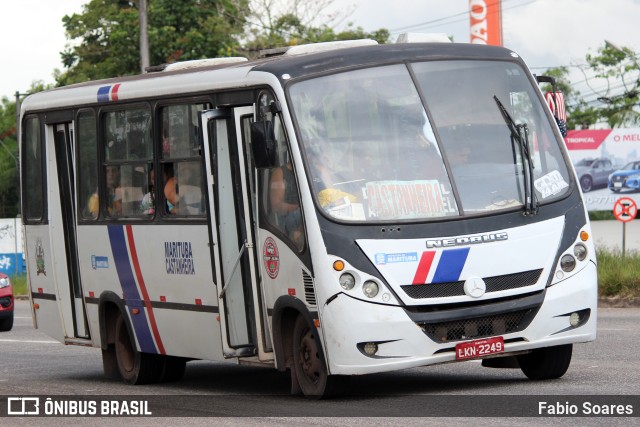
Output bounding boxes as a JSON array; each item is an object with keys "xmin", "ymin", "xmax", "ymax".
[{"xmin": 463, "ymin": 277, "xmax": 486, "ymax": 298}]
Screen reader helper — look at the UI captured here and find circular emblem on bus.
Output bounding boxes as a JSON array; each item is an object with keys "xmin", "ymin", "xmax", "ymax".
[
  {"xmin": 263, "ymin": 237, "xmax": 280, "ymax": 279},
  {"xmin": 463, "ymin": 277, "xmax": 486, "ymax": 298}
]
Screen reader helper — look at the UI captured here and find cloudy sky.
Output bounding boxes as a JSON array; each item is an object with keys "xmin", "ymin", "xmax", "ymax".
[{"xmin": 2, "ymin": 0, "xmax": 639, "ymax": 102}]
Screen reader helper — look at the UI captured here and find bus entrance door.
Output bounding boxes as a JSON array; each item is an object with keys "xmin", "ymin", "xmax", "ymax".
[
  {"xmin": 51, "ymin": 122, "xmax": 90, "ymax": 340},
  {"xmin": 201, "ymin": 107, "xmax": 273, "ymax": 362}
]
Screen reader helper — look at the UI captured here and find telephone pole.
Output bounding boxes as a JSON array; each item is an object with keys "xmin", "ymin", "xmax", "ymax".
[{"xmin": 139, "ymin": 0, "xmax": 150, "ymax": 73}]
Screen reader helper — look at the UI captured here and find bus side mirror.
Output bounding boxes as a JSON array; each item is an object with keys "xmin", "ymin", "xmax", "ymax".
[{"xmin": 250, "ymin": 120, "xmax": 277, "ymax": 168}]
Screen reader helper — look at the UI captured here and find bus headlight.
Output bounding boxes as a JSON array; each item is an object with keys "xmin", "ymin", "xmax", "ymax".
[
  {"xmin": 0, "ymin": 277, "xmax": 9, "ymax": 288},
  {"xmin": 362, "ymin": 281, "xmax": 379, "ymax": 298},
  {"xmin": 574, "ymin": 243, "xmax": 588, "ymax": 261},
  {"xmin": 339, "ymin": 273, "xmax": 356, "ymax": 290},
  {"xmin": 560, "ymin": 254, "xmax": 576, "ymax": 272}
]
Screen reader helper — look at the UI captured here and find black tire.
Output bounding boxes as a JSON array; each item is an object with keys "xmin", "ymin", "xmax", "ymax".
[
  {"xmin": 518, "ymin": 344, "xmax": 572, "ymax": 380},
  {"xmin": 158, "ymin": 356, "xmax": 187, "ymax": 382},
  {"xmin": 0, "ymin": 312, "xmax": 13, "ymax": 332},
  {"xmin": 580, "ymin": 176, "xmax": 593, "ymax": 192},
  {"xmin": 292, "ymin": 315, "xmax": 346, "ymax": 398},
  {"xmin": 102, "ymin": 345, "xmax": 120, "ymax": 379},
  {"xmin": 114, "ymin": 313, "xmax": 162, "ymax": 384}
]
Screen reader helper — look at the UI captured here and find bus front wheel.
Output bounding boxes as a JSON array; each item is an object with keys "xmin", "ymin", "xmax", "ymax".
[
  {"xmin": 517, "ymin": 344, "xmax": 572, "ymax": 380},
  {"xmin": 292, "ymin": 315, "xmax": 346, "ymax": 398}
]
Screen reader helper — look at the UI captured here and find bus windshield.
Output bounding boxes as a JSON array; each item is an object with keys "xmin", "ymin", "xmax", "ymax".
[{"xmin": 289, "ymin": 60, "xmax": 572, "ymax": 222}]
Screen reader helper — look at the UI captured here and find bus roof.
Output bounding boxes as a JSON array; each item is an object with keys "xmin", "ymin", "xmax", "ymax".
[{"xmin": 21, "ymin": 42, "xmax": 521, "ymax": 114}]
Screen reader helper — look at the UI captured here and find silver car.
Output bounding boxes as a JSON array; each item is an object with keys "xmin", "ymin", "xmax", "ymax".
[{"xmin": 574, "ymin": 158, "xmax": 616, "ymax": 192}]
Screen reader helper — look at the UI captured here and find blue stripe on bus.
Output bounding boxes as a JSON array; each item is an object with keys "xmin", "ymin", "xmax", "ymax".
[
  {"xmin": 97, "ymin": 86, "xmax": 111, "ymax": 103},
  {"xmin": 107, "ymin": 225, "xmax": 158, "ymax": 354},
  {"xmin": 431, "ymin": 248, "xmax": 470, "ymax": 283}
]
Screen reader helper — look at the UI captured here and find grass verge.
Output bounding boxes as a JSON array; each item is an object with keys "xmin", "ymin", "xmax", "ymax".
[
  {"xmin": 596, "ymin": 248, "xmax": 640, "ymax": 298},
  {"xmin": 10, "ymin": 274, "xmax": 28, "ymax": 296}
]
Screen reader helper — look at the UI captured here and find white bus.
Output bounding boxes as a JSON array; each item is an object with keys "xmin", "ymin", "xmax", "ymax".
[{"xmin": 20, "ymin": 38, "xmax": 597, "ymax": 397}]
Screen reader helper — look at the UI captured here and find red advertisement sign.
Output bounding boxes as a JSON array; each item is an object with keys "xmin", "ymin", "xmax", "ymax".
[
  {"xmin": 469, "ymin": 0, "xmax": 502, "ymax": 46},
  {"xmin": 564, "ymin": 129, "xmax": 640, "ymax": 211}
]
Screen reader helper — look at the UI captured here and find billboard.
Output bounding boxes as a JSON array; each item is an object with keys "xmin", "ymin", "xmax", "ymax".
[
  {"xmin": 469, "ymin": 0, "xmax": 502, "ymax": 46},
  {"xmin": 565, "ymin": 129, "xmax": 640, "ymax": 211},
  {"xmin": 0, "ymin": 218, "xmax": 25, "ymax": 276}
]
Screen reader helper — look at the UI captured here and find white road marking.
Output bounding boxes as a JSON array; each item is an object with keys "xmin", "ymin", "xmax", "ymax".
[{"xmin": 0, "ymin": 338, "xmax": 58, "ymax": 344}]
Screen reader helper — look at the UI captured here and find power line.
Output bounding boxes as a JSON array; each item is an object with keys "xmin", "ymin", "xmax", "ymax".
[{"xmin": 388, "ymin": 0, "xmax": 536, "ymax": 35}]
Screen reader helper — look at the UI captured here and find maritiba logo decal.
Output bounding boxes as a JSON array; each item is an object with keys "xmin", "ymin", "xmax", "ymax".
[{"xmin": 262, "ymin": 237, "xmax": 280, "ymax": 279}]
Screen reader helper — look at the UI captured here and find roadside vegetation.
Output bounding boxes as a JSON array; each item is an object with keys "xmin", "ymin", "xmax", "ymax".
[
  {"xmin": 596, "ymin": 248, "xmax": 640, "ymax": 298},
  {"xmin": 10, "ymin": 274, "xmax": 27, "ymax": 296}
]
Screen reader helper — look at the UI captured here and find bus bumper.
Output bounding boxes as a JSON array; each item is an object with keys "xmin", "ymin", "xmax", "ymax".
[{"xmin": 321, "ymin": 262, "xmax": 598, "ymax": 375}]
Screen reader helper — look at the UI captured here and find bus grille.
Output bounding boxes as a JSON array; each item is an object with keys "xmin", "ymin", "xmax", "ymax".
[
  {"xmin": 401, "ymin": 269, "xmax": 543, "ymax": 299},
  {"xmin": 302, "ymin": 270, "xmax": 316, "ymax": 306},
  {"xmin": 418, "ymin": 307, "xmax": 538, "ymax": 343}
]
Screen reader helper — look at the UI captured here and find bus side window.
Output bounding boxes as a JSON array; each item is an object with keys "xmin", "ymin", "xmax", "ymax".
[
  {"xmin": 77, "ymin": 110, "xmax": 98, "ymax": 220},
  {"xmin": 260, "ymin": 110, "xmax": 305, "ymax": 250},
  {"xmin": 102, "ymin": 108, "xmax": 152, "ymax": 218},
  {"xmin": 22, "ymin": 116, "xmax": 45, "ymax": 222},
  {"xmin": 160, "ymin": 103, "xmax": 207, "ymax": 216}
]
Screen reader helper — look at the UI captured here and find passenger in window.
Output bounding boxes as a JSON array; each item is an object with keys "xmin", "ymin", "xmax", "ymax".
[
  {"xmin": 306, "ymin": 144, "xmax": 356, "ymax": 210},
  {"xmin": 87, "ymin": 190, "xmax": 99, "ymax": 219},
  {"xmin": 270, "ymin": 162, "xmax": 303, "ymax": 245},
  {"xmin": 106, "ymin": 166, "xmax": 123, "ymax": 215},
  {"xmin": 398, "ymin": 115, "xmax": 447, "ymax": 182},
  {"xmin": 164, "ymin": 164, "xmax": 178, "ymax": 214},
  {"xmin": 177, "ymin": 162, "xmax": 202, "ymax": 215},
  {"xmin": 140, "ymin": 167, "xmax": 155, "ymax": 215}
]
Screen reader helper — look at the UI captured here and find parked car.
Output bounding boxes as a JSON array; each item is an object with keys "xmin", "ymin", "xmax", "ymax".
[
  {"xmin": 574, "ymin": 158, "xmax": 617, "ymax": 192},
  {"xmin": 0, "ymin": 273, "xmax": 14, "ymax": 331},
  {"xmin": 609, "ymin": 160, "xmax": 640, "ymax": 193}
]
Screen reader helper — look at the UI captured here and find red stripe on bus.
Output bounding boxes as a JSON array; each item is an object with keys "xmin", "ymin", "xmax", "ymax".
[
  {"xmin": 111, "ymin": 83, "xmax": 121, "ymax": 101},
  {"xmin": 412, "ymin": 251, "xmax": 436, "ymax": 285},
  {"xmin": 125, "ymin": 225, "xmax": 166, "ymax": 355}
]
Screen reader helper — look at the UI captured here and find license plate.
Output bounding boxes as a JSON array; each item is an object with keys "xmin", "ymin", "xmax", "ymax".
[
  {"xmin": 455, "ymin": 336, "xmax": 504, "ymax": 360},
  {"xmin": 615, "ymin": 182, "xmax": 623, "ymax": 188}
]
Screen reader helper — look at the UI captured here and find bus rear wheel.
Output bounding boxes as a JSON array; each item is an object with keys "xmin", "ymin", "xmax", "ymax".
[
  {"xmin": 517, "ymin": 344, "xmax": 572, "ymax": 380},
  {"xmin": 114, "ymin": 313, "xmax": 162, "ymax": 384},
  {"xmin": 292, "ymin": 315, "xmax": 345, "ymax": 398}
]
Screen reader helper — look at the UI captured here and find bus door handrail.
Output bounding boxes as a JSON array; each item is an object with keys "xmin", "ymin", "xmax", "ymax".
[{"xmin": 219, "ymin": 240, "xmax": 250, "ymax": 298}]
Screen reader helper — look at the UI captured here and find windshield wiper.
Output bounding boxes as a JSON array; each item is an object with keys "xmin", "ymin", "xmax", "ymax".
[{"xmin": 493, "ymin": 95, "xmax": 538, "ymax": 216}]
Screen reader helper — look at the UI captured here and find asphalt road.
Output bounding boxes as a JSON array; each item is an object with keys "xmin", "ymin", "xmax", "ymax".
[{"xmin": 0, "ymin": 300, "xmax": 639, "ymax": 426}]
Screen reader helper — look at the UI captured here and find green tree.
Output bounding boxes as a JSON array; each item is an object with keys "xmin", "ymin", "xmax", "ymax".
[
  {"xmin": 57, "ymin": 0, "xmax": 250, "ymax": 86},
  {"xmin": 541, "ymin": 66, "xmax": 599, "ymax": 130},
  {"xmin": 544, "ymin": 42, "xmax": 640, "ymax": 129},
  {"xmin": 0, "ymin": 97, "xmax": 19, "ymax": 218},
  {"xmin": 0, "ymin": 82, "xmax": 53, "ymax": 218},
  {"xmin": 585, "ymin": 42, "xmax": 640, "ymax": 127},
  {"xmin": 244, "ymin": 0, "xmax": 389, "ymax": 56}
]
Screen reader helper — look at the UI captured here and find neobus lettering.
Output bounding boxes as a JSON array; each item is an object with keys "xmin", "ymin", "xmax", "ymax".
[{"xmin": 426, "ymin": 232, "xmax": 508, "ymax": 248}]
